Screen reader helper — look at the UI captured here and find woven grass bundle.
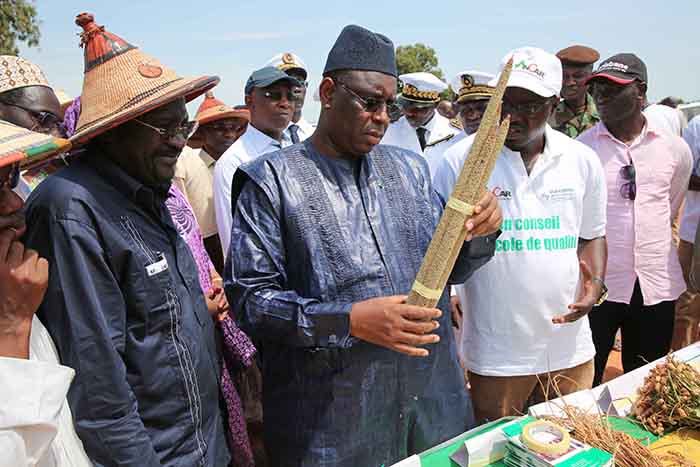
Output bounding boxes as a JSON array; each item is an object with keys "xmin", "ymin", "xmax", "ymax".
[{"xmin": 406, "ymin": 59, "xmax": 512, "ymax": 308}]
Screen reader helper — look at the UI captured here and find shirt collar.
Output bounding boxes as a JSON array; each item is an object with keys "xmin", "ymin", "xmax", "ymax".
[
  {"xmin": 245, "ymin": 124, "xmax": 283, "ymax": 154},
  {"xmin": 422, "ymin": 112, "xmax": 438, "ymax": 133},
  {"xmin": 87, "ymin": 152, "xmax": 168, "ymax": 212},
  {"xmin": 597, "ymin": 115, "xmax": 661, "ymax": 146},
  {"xmin": 198, "ymin": 148, "xmax": 216, "ymax": 168}
]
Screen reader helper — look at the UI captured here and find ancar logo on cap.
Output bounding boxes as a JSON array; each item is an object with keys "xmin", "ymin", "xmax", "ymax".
[{"xmin": 514, "ymin": 60, "xmax": 545, "ymax": 79}]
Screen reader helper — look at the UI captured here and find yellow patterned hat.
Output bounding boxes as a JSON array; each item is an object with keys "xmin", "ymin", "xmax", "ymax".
[{"xmin": 0, "ymin": 56, "xmax": 51, "ymax": 95}]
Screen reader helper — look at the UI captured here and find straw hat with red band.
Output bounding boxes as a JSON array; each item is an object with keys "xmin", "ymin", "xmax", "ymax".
[
  {"xmin": 195, "ymin": 91, "xmax": 250, "ymax": 126},
  {"xmin": 0, "ymin": 120, "xmax": 71, "ymax": 170},
  {"xmin": 70, "ymin": 12, "xmax": 219, "ymax": 146}
]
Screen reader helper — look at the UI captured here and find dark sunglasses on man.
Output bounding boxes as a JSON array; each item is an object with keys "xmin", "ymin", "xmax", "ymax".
[
  {"xmin": 262, "ymin": 89, "xmax": 301, "ymax": 102},
  {"xmin": 0, "ymin": 163, "xmax": 21, "ymax": 191},
  {"xmin": 335, "ymin": 80, "xmax": 394, "ymax": 114},
  {"xmin": 0, "ymin": 100, "xmax": 62, "ymax": 133}
]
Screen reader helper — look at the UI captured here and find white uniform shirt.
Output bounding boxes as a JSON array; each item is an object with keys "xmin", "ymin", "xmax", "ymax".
[
  {"xmin": 680, "ymin": 116, "xmax": 700, "ymax": 243},
  {"xmin": 0, "ymin": 316, "xmax": 92, "ymax": 467},
  {"xmin": 644, "ymin": 104, "xmax": 686, "ymax": 137},
  {"xmin": 433, "ymin": 126, "xmax": 607, "ymax": 376},
  {"xmin": 282, "ymin": 117, "xmax": 315, "ymax": 145},
  {"xmin": 213, "ymin": 125, "xmax": 285, "ymax": 255},
  {"xmin": 381, "ymin": 113, "xmax": 459, "ymax": 177}
]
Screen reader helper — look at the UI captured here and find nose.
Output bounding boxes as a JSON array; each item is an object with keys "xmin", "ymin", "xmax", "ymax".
[{"xmin": 372, "ymin": 104, "xmax": 391, "ymax": 126}]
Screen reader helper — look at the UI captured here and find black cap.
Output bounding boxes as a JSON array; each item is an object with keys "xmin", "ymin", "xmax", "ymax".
[
  {"xmin": 586, "ymin": 53, "xmax": 647, "ymax": 85},
  {"xmin": 323, "ymin": 24, "xmax": 397, "ymax": 77},
  {"xmin": 244, "ymin": 66, "xmax": 301, "ymax": 95}
]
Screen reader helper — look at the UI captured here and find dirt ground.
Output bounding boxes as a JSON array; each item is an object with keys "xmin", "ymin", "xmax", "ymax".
[{"xmin": 602, "ymin": 349, "xmax": 624, "ymax": 383}]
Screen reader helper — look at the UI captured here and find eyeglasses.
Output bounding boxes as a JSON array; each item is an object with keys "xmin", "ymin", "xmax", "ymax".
[
  {"xmin": 336, "ymin": 81, "xmax": 394, "ymax": 114},
  {"xmin": 0, "ymin": 163, "xmax": 20, "ymax": 191},
  {"xmin": 133, "ymin": 119, "xmax": 199, "ymax": 141},
  {"xmin": 262, "ymin": 90, "xmax": 301, "ymax": 102},
  {"xmin": 0, "ymin": 101, "xmax": 62, "ymax": 132},
  {"xmin": 207, "ymin": 122, "xmax": 247, "ymax": 133},
  {"xmin": 619, "ymin": 163, "xmax": 636, "ymax": 201},
  {"xmin": 501, "ymin": 100, "xmax": 549, "ymax": 116}
]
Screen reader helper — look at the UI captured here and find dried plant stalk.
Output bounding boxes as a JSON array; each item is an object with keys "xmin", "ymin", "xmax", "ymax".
[{"xmin": 406, "ymin": 59, "xmax": 513, "ymax": 308}]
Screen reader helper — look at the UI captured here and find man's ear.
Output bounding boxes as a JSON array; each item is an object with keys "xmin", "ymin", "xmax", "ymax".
[
  {"xmin": 637, "ymin": 81, "xmax": 648, "ymax": 100},
  {"xmin": 319, "ymin": 77, "xmax": 336, "ymax": 109},
  {"xmin": 244, "ymin": 93, "xmax": 253, "ymax": 109}
]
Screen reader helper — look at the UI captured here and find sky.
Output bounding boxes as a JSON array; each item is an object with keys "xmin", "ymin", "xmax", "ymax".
[{"xmin": 21, "ymin": 0, "xmax": 698, "ymax": 123}]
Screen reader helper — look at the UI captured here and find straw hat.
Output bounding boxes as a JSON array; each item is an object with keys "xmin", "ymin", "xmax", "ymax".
[
  {"xmin": 71, "ymin": 12, "xmax": 219, "ymax": 146},
  {"xmin": 195, "ymin": 91, "xmax": 249, "ymax": 126},
  {"xmin": 0, "ymin": 120, "xmax": 71, "ymax": 170},
  {"xmin": 187, "ymin": 92, "xmax": 249, "ymax": 148}
]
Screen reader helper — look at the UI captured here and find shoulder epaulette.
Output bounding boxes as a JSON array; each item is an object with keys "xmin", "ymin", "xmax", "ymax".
[{"xmin": 425, "ymin": 133, "xmax": 455, "ymax": 148}]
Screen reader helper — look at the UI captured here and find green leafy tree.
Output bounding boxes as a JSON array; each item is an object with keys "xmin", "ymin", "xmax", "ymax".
[
  {"xmin": 0, "ymin": 0, "xmax": 41, "ymax": 55},
  {"xmin": 395, "ymin": 43, "xmax": 444, "ymax": 80}
]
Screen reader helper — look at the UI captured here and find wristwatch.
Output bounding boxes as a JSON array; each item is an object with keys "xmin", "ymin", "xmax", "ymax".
[{"xmin": 591, "ymin": 277, "xmax": 608, "ymax": 306}]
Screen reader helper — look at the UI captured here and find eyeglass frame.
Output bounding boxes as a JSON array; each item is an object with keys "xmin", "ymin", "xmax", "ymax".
[
  {"xmin": 335, "ymin": 80, "xmax": 395, "ymax": 114},
  {"xmin": 0, "ymin": 100, "xmax": 62, "ymax": 132},
  {"xmin": 133, "ymin": 118, "xmax": 199, "ymax": 141},
  {"xmin": 262, "ymin": 89, "xmax": 301, "ymax": 102},
  {"xmin": 501, "ymin": 99, "xmax": 550, "ymax": 116}
]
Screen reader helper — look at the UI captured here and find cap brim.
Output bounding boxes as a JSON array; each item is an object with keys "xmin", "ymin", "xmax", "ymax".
[
  {"xmin": 398, "ymin": 94, "xmax": 439, "ymax": 107},
  {"xmin": 70, "ymin": 75, "xmax": 220, "ymax": 147},
  {"xmin": 198, "ymin": 109, "xmax": 250, "ymax": 126},
  {"xmin": 584, "ymin": 73, "xmax": 635, "ymax": 85},
  {"xmin": 256, "ymin": 75, "xmax": 302, "ymax": 89}
]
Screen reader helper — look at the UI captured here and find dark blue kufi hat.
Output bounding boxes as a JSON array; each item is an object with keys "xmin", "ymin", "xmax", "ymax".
[{"xmin": 323, "ymin": 25, "xmax": 397, "ymax": 77}]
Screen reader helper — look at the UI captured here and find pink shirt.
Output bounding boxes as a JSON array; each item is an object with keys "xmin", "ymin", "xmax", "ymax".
[{"xmin": 578, "ymin": 119, "xmax": 692, "ymax": 305}]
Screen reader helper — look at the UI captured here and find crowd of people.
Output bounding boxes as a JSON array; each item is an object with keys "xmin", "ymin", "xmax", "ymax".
[{"xmin": 0, "ymin": 10, "xmax": 698, "ymax": 467}]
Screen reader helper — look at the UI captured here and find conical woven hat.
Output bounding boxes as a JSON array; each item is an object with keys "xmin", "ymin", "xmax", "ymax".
[
  {"xmin": 71, "ymin": 12, "xmax": 219, "ymax": 146},
  {"xmin": 0, "ymin": 120, "xmax": 71, "ymax": 169},
  {"xmin": 195, "ymin": 91, "xmax": 249, "ymax": 126}
]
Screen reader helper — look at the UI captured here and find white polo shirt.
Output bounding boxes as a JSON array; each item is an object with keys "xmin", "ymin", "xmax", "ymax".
[{"xmin": 433, "ymin": 126, "xmax": 607, "ymax": 376}]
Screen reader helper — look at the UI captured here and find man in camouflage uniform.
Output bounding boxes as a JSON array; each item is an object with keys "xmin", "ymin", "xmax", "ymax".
[{"xmin": 549, "ymin": 45, "xmax": 600, "ymax": 138}]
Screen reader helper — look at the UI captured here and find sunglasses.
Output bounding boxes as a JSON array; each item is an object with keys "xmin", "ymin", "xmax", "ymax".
[
  {"xmin": 502, "ymin": 100, "xmax": 549, "ymax": 116},
  {"xmin": 262, "ymin": 90, "xmax": 301, "ymax": 102},
  {"xmin": 207, "ymin": 122, "xmax": 247, "ymax": 133},
  {"xmin": 133, "ymin": 119, "xmax": 199, "ymax": 141},
  {"xmin": 336, "ymin": 81, "xmax": 394, "ymax": 113},
  {"xmin": 0, "ymin": 163, "xmax": 20, "ymax": 191},
  {"xmin": 0, "ymin": 101, "xmax": 62, "ymax": 132},
  {"xmin": 619, "ymin": 163, "xmax": 636, "ymax": 201}
]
